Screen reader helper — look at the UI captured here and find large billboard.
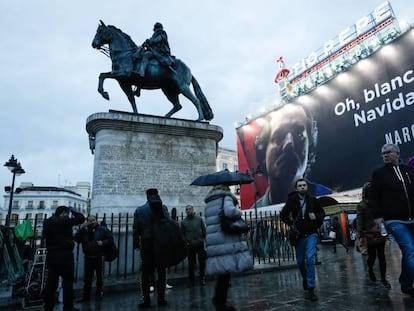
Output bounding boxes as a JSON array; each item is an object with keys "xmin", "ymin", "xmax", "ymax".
[{"xmin": 237, "ymin": 28, "xmax": 414, "ymax": 210}]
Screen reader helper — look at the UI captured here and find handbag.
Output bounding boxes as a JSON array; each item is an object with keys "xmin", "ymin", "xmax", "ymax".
[
  {"xmin": 288, "ymin": 227, "xmax": 300, "ymax": 246},
  {"xmin": 104, "ymin": 241, "xmax": 119, "ymax": 262},
  {"xmin": 219, "ymin": 197, "xmax": 249, "ymax": 235},
  {"xmin": 364, "ymin": 230, "xmax": 385, "ymax": 246},
  {"xmin": 328, "ymin": 231, "xmax": 337, "ymax": 239},
  {"xmin": 355, "ymin": 236, "xmax": 368, "ymax": 255}
]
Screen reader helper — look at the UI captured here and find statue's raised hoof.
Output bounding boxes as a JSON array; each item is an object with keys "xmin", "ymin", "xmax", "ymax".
[{"xmin": 102, "ymin": 92, "xmax": 110, "ymax": 100}]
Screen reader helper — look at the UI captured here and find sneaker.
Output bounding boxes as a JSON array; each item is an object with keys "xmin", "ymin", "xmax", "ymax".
[
  {"xmin": 166, "ymin": 283, "xmax": 173, "ymax": 289},
  {"xmin": 150, "ymin": 286, "xmax": 155, "ymax": 292},
  {"xmin": 381, "ymin": 280, "xmax": 391, "ymax": 289},
  {"xmin": 368, "ymin": 269, "xmax": 377, "ymax": 282},
  {"xmin": 305, "ymin": 289, "xmax": 318, "ymax": 302}
]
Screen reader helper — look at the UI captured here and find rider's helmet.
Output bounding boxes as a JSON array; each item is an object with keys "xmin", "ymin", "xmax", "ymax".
[{"xmin": 153, "ymin": 22, "xmax": 163, "ymax": 31}]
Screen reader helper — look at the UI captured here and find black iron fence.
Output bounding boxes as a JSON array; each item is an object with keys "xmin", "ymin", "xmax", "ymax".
[{"xmin": 1, "ymin": 211, "xmax": 296, "ymax": 284}]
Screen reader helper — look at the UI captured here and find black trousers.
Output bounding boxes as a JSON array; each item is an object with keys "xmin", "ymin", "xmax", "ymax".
[
  {"xmin": 140, "ymin": 240, "xmax": 166, "ymax": 303},
  {"xmin": 367, "ymin": 241, "xmax": 387, "ymax": 280},
  {"xmin": 83, "ymin": 256, "xmax": 104, "ymax": 297},
  {"xmin": 44, "ymin": 259, "xmax": 74, "ymax": 311},
  {"xmin": 188, "ymin": 244, "xmax": 206, "ymax": 282},
  {"xmin": 213, "ymin": 273, "xmax": 231, "ymax": 307}
]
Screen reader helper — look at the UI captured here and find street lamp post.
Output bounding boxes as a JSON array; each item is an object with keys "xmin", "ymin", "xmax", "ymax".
[{"xmin": 4, "ymin": 155, "xmax": 25, "ymax": 227}]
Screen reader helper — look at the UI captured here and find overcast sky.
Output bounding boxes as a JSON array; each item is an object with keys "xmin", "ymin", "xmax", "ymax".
[{"xmin": 0, "ymin": 1, "xmax": 413, "ymax": 205}]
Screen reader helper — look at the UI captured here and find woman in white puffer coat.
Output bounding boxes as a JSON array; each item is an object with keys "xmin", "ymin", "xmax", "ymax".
[{"xmin": 204, "ymin": 184, "xmax": 253, "ymax": 311}]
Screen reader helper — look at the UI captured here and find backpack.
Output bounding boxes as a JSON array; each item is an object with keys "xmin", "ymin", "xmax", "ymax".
[{"xmin": 101, "ymin": 221, "xmax": 119, "ymax": 262}]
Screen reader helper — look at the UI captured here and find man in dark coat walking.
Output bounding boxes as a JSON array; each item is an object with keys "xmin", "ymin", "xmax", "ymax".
[
  {"xmin": 370, "ymin": 143, "xmax": 414, "ymax": 296},
  {"xmin": 280, "ymin": 178, "xmax": 325, "ymax": 302}
]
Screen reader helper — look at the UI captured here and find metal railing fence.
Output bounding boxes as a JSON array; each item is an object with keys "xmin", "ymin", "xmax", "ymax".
[{"xmin": 1, "ymin": 211, "xmax": 296, "ymax": 284}]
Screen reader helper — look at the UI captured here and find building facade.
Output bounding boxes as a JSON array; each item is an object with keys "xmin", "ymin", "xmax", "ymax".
[
  {"xmin": 1, "ymin": 148, "xmax": 236, "ymax": 223},
  {"xmin": 1, "ymin": 182, "xmax": 90, "ymax": 225},
  {"xmin": 216, "ymin": 146, "xmax": 238, "ymax": 172}
]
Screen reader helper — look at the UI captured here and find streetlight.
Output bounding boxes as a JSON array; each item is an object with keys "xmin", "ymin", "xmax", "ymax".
[{"xmin": 4, "ymin": 155, "xmax": 25, "ymax": 227}]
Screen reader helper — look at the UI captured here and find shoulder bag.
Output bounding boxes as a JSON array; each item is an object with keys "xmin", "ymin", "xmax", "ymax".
[
  {"xmin": 219, "ymin": 196, "xmax": 249, "ymax": 235},
  {"xmin": 288, "ymin": 202, "xmax": 304, "ymax": 246}
]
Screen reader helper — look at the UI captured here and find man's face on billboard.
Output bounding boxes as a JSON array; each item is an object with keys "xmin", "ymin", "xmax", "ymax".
[{"xmin": 265, "ymin": 104, "xmax": 309, "ymax": 184}]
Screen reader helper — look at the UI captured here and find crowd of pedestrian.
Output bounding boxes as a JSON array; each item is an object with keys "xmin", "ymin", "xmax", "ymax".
[{"xmin": 34, "ymin": 142, "xmax": 414, "ymax": 311}]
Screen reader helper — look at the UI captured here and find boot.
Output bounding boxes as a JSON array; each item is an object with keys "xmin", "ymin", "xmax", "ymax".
[
  {"xmin": 139, "ymin": 289, "xmax": 151, "ymax": 308},
  {"xmin": 76, "ymin": 293, "xmax": 90, "ymax": 303},
  {"xmin": 381, "ymin": 279, "xmax": 391, "ymax": 289},
  {"xmin": 368, "ymin": 268, "xmax": 377, "ymax": 282},
  {"xmin": 213, "ymin": 274, "xmax": 234, "ymax": 310},
  {"xmin": 305, "ymin": 288, "xmax": 318, "ymax": 301},
  {"xmin": 157, "ymin": 278, "xmax": 167, "ymax": 306}
]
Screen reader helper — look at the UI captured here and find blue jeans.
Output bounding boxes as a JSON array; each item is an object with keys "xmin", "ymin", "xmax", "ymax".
[
  {"xmin": 295, "ymin": 233, "xmax": 318, "ymax": 289},
  {"xmin": 385, "ymin": 222, "xmax": 414, "ymax": 289}
]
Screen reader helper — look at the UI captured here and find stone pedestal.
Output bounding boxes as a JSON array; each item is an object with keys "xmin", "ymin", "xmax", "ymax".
[{"xmin": 86, "ymin": 111, "xmax": 223, "ymax": 215}]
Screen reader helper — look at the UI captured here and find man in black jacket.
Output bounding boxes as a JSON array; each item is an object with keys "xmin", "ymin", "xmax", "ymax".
[
  {"xmin": 74, "ymin": 216, "xmax": 114, "ymax": 302},
  {"xmin": 43, "ymin": 205, "xmax": 85, "ymax": 311},
  {"xmin": 370, "ymin": 143, "xmax": 414, "ymax": 296},
  {"xmin": 133, "ymin": 188, "xmax": 169, "ymax": 308},
  {"xmin": 280, "ymin": 178, "xmax": 325, "ymax": 302}
]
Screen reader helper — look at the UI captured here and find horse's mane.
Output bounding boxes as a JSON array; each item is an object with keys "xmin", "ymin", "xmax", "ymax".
[{"xmin": 108, "ymin": 25, "xmax": 138, "ymax": 48}]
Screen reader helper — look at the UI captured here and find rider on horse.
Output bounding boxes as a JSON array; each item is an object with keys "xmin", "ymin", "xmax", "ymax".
[{"xmin": 137, "ymin": 22, "xmax": 175, "ymax": 77}]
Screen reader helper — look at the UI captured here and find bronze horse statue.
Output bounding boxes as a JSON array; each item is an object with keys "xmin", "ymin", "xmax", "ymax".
[{"xmin": 92, "ymin": 21, "xmax": 213, "ymax": 121}]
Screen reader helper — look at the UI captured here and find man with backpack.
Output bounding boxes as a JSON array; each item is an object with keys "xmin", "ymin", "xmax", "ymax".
[{"xmin": 74, "ymin": 215, "xmax": 114, "ymax": 302}]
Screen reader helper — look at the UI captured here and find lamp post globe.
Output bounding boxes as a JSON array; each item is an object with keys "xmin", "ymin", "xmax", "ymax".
[{"xmin": 4, "ymin": 155, "xmax": 25, "ymax": 227}]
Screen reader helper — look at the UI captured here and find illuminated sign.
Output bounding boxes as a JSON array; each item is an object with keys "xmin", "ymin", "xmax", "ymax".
[
  {"xmin": 290, "ymin": 1, "xmax": 394, "ymax": 78},
  {"xmin": 278, "ymin": 1, "xmax": 403, "ymax": 101}
]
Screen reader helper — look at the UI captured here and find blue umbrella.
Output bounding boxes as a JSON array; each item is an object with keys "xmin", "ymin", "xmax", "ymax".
[{"xmin": 190, "ymin": 169, "xmax": 253, "ymax": 186}]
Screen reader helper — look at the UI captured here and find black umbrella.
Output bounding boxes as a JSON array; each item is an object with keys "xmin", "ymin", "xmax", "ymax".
[{"xmin": 190, "ymin": 170, "xmax": 254, "ymax": 186}]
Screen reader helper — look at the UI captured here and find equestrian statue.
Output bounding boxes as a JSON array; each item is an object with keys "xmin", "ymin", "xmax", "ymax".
[{"xmin": 92, "ymin": 20, "xmax": 213, "ymax": 122}]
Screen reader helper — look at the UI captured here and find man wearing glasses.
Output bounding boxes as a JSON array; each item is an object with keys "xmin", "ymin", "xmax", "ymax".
[{"xmin": 370, "ymin": 143, "xmax": 414, "ymax": 296}]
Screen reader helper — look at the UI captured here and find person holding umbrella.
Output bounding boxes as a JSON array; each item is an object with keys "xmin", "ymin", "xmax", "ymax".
[{"xmin": 192, "ymin": 170, "xmax": 253, "ymax": 311}]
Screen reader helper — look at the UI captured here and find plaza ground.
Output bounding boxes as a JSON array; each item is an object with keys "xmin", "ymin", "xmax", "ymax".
[{"xmin": 2, "ymin": 241, "xmax": 414, "ymax": 310}]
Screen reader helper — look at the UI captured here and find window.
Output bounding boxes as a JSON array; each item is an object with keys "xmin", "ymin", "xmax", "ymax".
[
  {"xmin": 52, "ymin": 200, "xmax": 58, "ymax": 208},
  {"xmin": 27, "ymin": 201, "xmax": 34, "ymax": 209},
  {"xmin": 233, "ymin": 164, "xmax": 239, "ymax": 172},
  {"xmin": 12, "ymin": 200, "xmax": 19, "ymax": 209},
  {"xmin": 10, "ymin": 214, "xmax": 19, "ymax": 225},
  {"xmin": 39, "ymin": 201, "xmax": 45, "ymax": 209},
  {"xmin": 222, "ymin": 163, "xmax": 228, "ymax": 170}
]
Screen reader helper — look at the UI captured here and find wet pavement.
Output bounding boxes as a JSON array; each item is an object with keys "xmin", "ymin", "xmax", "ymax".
[{"xmin": 2, "ymin": 241, "xmax": 414, "ymax": 310}]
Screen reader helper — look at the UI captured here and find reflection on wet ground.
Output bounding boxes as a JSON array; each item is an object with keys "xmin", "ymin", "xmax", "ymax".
[{"xmin": 3, "ymin": 242, "xmax": 414, "ymax": 310}]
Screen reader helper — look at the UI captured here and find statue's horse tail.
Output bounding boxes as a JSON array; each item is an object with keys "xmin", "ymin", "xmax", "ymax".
[{"xmin": 191, "ymin": 76, "xmax": 213, "ymax": 121}]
